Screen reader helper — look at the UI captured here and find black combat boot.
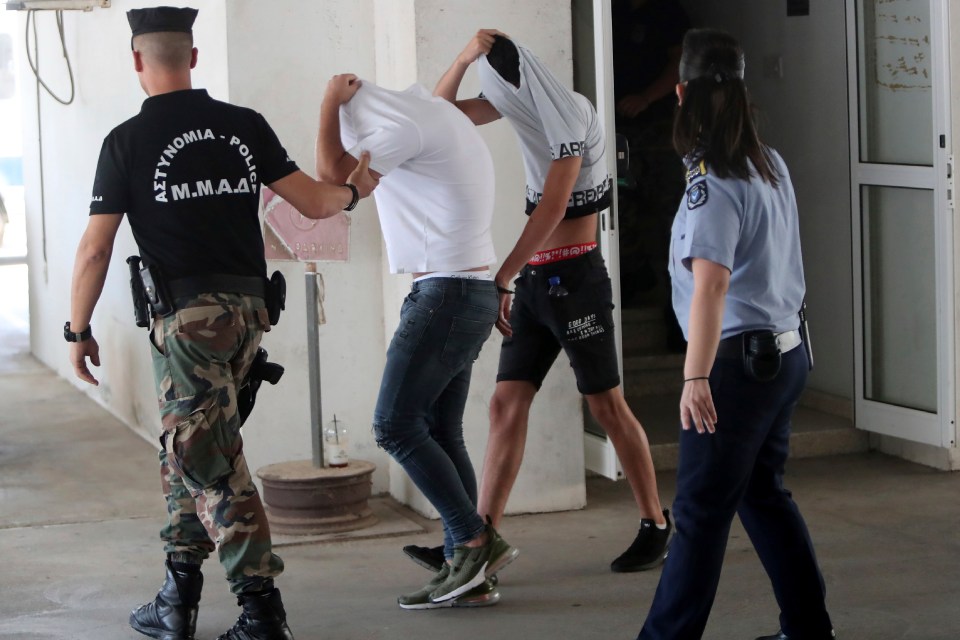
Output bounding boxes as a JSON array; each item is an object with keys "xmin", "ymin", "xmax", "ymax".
[
  {"xmin": 130, "ymin": 558, "xmax": 203, "ymax": 640},
  {"xmin": 217, "ymin": 587, "xmax": 295, "ymax": 640}
]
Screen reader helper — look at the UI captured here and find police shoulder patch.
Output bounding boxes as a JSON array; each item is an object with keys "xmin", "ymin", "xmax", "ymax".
[
  {"xmin": 685, "ymin": 160, "xmax": 708, "ymax": 184},
  {"xmin": 686, "ymin": 181, "xmax": 708, "ymax": 210}
]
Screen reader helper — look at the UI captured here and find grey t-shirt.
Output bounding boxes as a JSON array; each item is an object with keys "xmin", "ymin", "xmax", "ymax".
[
  {"xmin": 477, "ymin": 44, "xmax": 611, "ymax": 217},
  {"xmin": 669, "ymin": 149, "xmax": 806, "ymax": 339}
]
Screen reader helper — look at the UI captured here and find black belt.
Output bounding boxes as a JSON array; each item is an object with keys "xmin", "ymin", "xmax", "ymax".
[
  {"xmin": 715, "ymin": 329, "xmax": 802, "ymax": 359},
  {"xmin": 168, "ymin": 274, "xmax": 266, "ymax": 300}
]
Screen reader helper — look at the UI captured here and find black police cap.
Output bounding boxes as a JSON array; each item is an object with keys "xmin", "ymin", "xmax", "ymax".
[{"xmin": 127, "ymin": 6, "xmax": 198, "ymax": 39}]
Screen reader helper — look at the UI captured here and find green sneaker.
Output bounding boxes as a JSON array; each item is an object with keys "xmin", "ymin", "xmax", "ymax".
[
  {"xmin": 428, "ymin": 543, "xmax": 491, "ymax": 603},
  {"xmin": 430, "ymin": 523, "xmax": 518, "ymax": 603},
  {"xmin": 398, "ymin": 564, "xmax": 454, "ymax": 610},
  {"xmin": 485, "ymin": 523, "xmax": 519, "ymax": 577},
  {"xmin": 452, "ymin": 578, "xmax": 500, "ymax": 608}
]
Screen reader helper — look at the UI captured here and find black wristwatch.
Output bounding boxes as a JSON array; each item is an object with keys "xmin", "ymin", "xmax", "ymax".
[
  {"xmin": 342, "ymin": 183, "xmax": 360, "ymax": 211},
  {"xmin": 63, "ymin": 321, "xmax": 92, "ymax": 343}
]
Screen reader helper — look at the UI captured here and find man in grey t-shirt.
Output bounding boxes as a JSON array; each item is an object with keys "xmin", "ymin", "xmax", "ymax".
[{"xmin": 428, "ymin": 31, "xmax": 672, "ymax": 579}]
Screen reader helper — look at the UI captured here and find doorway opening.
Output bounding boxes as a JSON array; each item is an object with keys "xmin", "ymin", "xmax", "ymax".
[
  {"xmin": 576, "ymin": 1, "xmax": 875, "ymax": 471},
  {"xmin": 606, "ymin": 0, "xmax": 690, "ymax": 448},
  {"xmin": 0, "ymin": 9, "xmax": 30, "ymax": 366},
  {"xmin": 573, "ymin": 0, "xmax": 691, "ymax": 452}
]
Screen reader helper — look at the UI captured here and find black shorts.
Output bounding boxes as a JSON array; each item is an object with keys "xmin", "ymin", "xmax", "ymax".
[{"xmin": 497, "ymin": 249, "xmax": 621, "ymax": 395}]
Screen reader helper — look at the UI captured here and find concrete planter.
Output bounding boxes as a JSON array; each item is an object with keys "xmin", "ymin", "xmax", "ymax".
[{"xmin": 257, "ymin": 459, "xmax": 377, "ymax": 535}]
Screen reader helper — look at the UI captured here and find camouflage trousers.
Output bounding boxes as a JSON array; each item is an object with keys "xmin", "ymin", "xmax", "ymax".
[{"xmin": 150, "ymin": 292, "xmax": 284, "ymax": 594}]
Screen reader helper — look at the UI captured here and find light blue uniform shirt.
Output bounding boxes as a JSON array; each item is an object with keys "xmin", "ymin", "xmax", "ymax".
[{"xmin": 668, "ymin": 148, "xmax": 806, "ymax": 340}]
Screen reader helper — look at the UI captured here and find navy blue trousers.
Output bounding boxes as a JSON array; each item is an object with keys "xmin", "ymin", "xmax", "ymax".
[{"xmin": 639, "ymin": 346, "xmax": 833, "ymax": 640}]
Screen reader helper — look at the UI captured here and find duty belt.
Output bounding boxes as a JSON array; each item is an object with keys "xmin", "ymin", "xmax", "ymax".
[
  {"xmin": 168, "ymin": 274, "xmax": 266, "ymax": 300},
  {"xmin": 715, "ymin": 329, "xmax": 802, "ymax": 359}
]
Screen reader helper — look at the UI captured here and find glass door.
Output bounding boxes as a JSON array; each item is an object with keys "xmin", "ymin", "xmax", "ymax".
[{"xmin": 847, "ymin": 0, "xmax": 955, "ymax": 447}]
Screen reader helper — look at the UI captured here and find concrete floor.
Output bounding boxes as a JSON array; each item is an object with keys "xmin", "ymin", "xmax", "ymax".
[{"xmin": 3, "ymin": 266, "xmax": 960, "ymax": 639}]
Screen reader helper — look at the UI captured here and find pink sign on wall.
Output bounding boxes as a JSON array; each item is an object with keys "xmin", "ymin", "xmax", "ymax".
[{"xmin": 262, "ymin": 187, "xmax": 350, "ymax": 262}]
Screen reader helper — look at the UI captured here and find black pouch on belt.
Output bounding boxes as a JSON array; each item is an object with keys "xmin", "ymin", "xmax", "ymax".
[
  {"xmin": 266, "ymin": 271, "xmax": 286, "ymax": 326},
  {"xmin": 126, "ymin": 256, "xmax": 150, "ymax": 328},
  {"xmin": 743, "ymin": 330, "xmax": 781, "ymax": 382},
  {"xmin": 237, "ymin": 347, "xmax": 285, "ymax": 426},
  {"xmin": 139, "ymin": 263, "xmax": 175, "ymax": 317}
]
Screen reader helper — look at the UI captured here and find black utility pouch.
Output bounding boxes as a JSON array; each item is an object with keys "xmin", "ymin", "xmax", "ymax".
[
  {"xmin": 126, "ymin": 256, "xmax": 150, "ymax": 328},
  {"xmin": 139, "ymin": 263, "xmax": 175, "ymax": 317},
  {"xmin": 742, "ymin": 330, "xmax": 781, "ymax": 382},
  {"xmin": 266, "ymin": 270, "xmax": 286, "ymax": 326}
]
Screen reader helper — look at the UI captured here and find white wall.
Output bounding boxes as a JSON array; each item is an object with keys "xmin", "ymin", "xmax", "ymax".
[
  {"xmin": 20, "ymin": 0, "xmax": 588, "ymax": 514},
  {"xmin": 680, "ymin": 0, "xmax": 855, "ymax": 401}
]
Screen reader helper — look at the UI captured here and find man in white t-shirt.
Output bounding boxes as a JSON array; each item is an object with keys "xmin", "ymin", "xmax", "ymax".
[{"xmin": 317, "ymin": 74, "xmax": 518, "ymax": 610}]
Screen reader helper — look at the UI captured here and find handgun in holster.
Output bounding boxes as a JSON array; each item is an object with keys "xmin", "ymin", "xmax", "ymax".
[
  {"xmin": 237, "ymin": 347, "xmax": 285, "ymax": 425},
  {"xmin": 126, "ymin": 256, "xmax": 150, "ymax": 328}
]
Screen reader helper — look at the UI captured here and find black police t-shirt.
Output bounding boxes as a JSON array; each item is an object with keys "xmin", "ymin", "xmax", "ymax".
[{"xmin": 90, "ymin": 89, "xmax": 299, "ymax": 281}]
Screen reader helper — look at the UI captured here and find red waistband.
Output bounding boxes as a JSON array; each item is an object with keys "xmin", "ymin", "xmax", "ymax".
[{"xmin": 528, "ymin": 242, "xmax": 598, "ymax": 266}]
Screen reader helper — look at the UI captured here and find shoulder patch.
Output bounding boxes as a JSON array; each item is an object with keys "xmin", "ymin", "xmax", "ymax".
[
  {"xmin": 686, "ymin": 181, "xmax": 708, "ymax": 210},
  {"xmin": 685, "ymin": 160, "xmax": 708, "ymax": 184}
]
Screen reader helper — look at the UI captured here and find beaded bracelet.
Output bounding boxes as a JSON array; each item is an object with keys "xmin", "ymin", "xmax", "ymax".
[{"xmin": 342, "ymin": 183, "xmax": 360, "ymax": 211}]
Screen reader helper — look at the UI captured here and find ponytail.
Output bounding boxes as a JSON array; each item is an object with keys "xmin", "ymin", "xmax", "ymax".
[{"xmin": 673, "ymin": 29, "xmax": 780, "ymax": 186}]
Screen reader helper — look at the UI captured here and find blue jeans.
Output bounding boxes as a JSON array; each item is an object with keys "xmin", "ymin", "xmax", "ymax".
[
  {"xmin": 639, "ymin": 346, "xmax": 833, "ymax": 640},
  {"xmin": 373, "ymin": 278, "xmax": 498, "ymax": 557}
]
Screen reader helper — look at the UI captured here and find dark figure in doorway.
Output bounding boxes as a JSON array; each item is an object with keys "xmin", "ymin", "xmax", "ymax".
[{"xmin": 613, "ymin": 0, "xmax": 690, "ymax": 352}]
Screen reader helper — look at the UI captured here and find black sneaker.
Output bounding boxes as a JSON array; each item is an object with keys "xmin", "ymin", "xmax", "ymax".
[
  {"xmin": 402, "ymin": 544, "xmax": 445, "ymax": 572},
  {"xmin": 610, "ymin": 509, "xmax": 672, "ymax": 572}
]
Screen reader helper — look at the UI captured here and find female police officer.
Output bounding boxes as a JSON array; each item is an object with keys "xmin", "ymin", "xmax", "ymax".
[{"xmin": 636, "ymin": 29, "xmax": 835, "ymax": 640}]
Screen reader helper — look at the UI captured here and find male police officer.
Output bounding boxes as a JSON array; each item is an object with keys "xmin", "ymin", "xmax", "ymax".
[{"xmin": 67, "ymin": 7, "xmax": 376, "ymax": 640}]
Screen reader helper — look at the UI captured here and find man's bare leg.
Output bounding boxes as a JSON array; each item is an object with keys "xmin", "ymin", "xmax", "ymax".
[
  {"xmin": 477, "ymin": 380, "xmax": 538, "ymax": 527},
  {"xmin": 585, "ymin": 386, "xmax": 666, "ymax": 525}
]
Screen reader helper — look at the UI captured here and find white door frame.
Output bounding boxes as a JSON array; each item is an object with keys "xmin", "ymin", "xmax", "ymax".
[
  {"xmin": 846, "ymin": 0, "xmax": 956, "ymax": 448},
  {"xmin": 583, "ymin": 0, "xmax": 625, "ymax": 480}
]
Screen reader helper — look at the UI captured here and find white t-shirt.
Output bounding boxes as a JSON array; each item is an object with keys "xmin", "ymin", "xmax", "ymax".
[{"xmin": 339, "ymin": 82, "xmax": 497, "ymax": 274}]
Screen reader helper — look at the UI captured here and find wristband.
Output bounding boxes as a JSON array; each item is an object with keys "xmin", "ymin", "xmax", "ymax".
[
  {"xmin": 684, "ymin": 376, "xmax": 709, "ymax": 383},
  {"xmin": 496, "ymin": 285, "xmax": 514, "ymax": 295},
  {"xmin": 64, "ymin": 321, "xmax": 92, "ymax": 343},
  {"xmin": 342, "ymin": 183, "xmax": 360, "ymax": 211}
]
